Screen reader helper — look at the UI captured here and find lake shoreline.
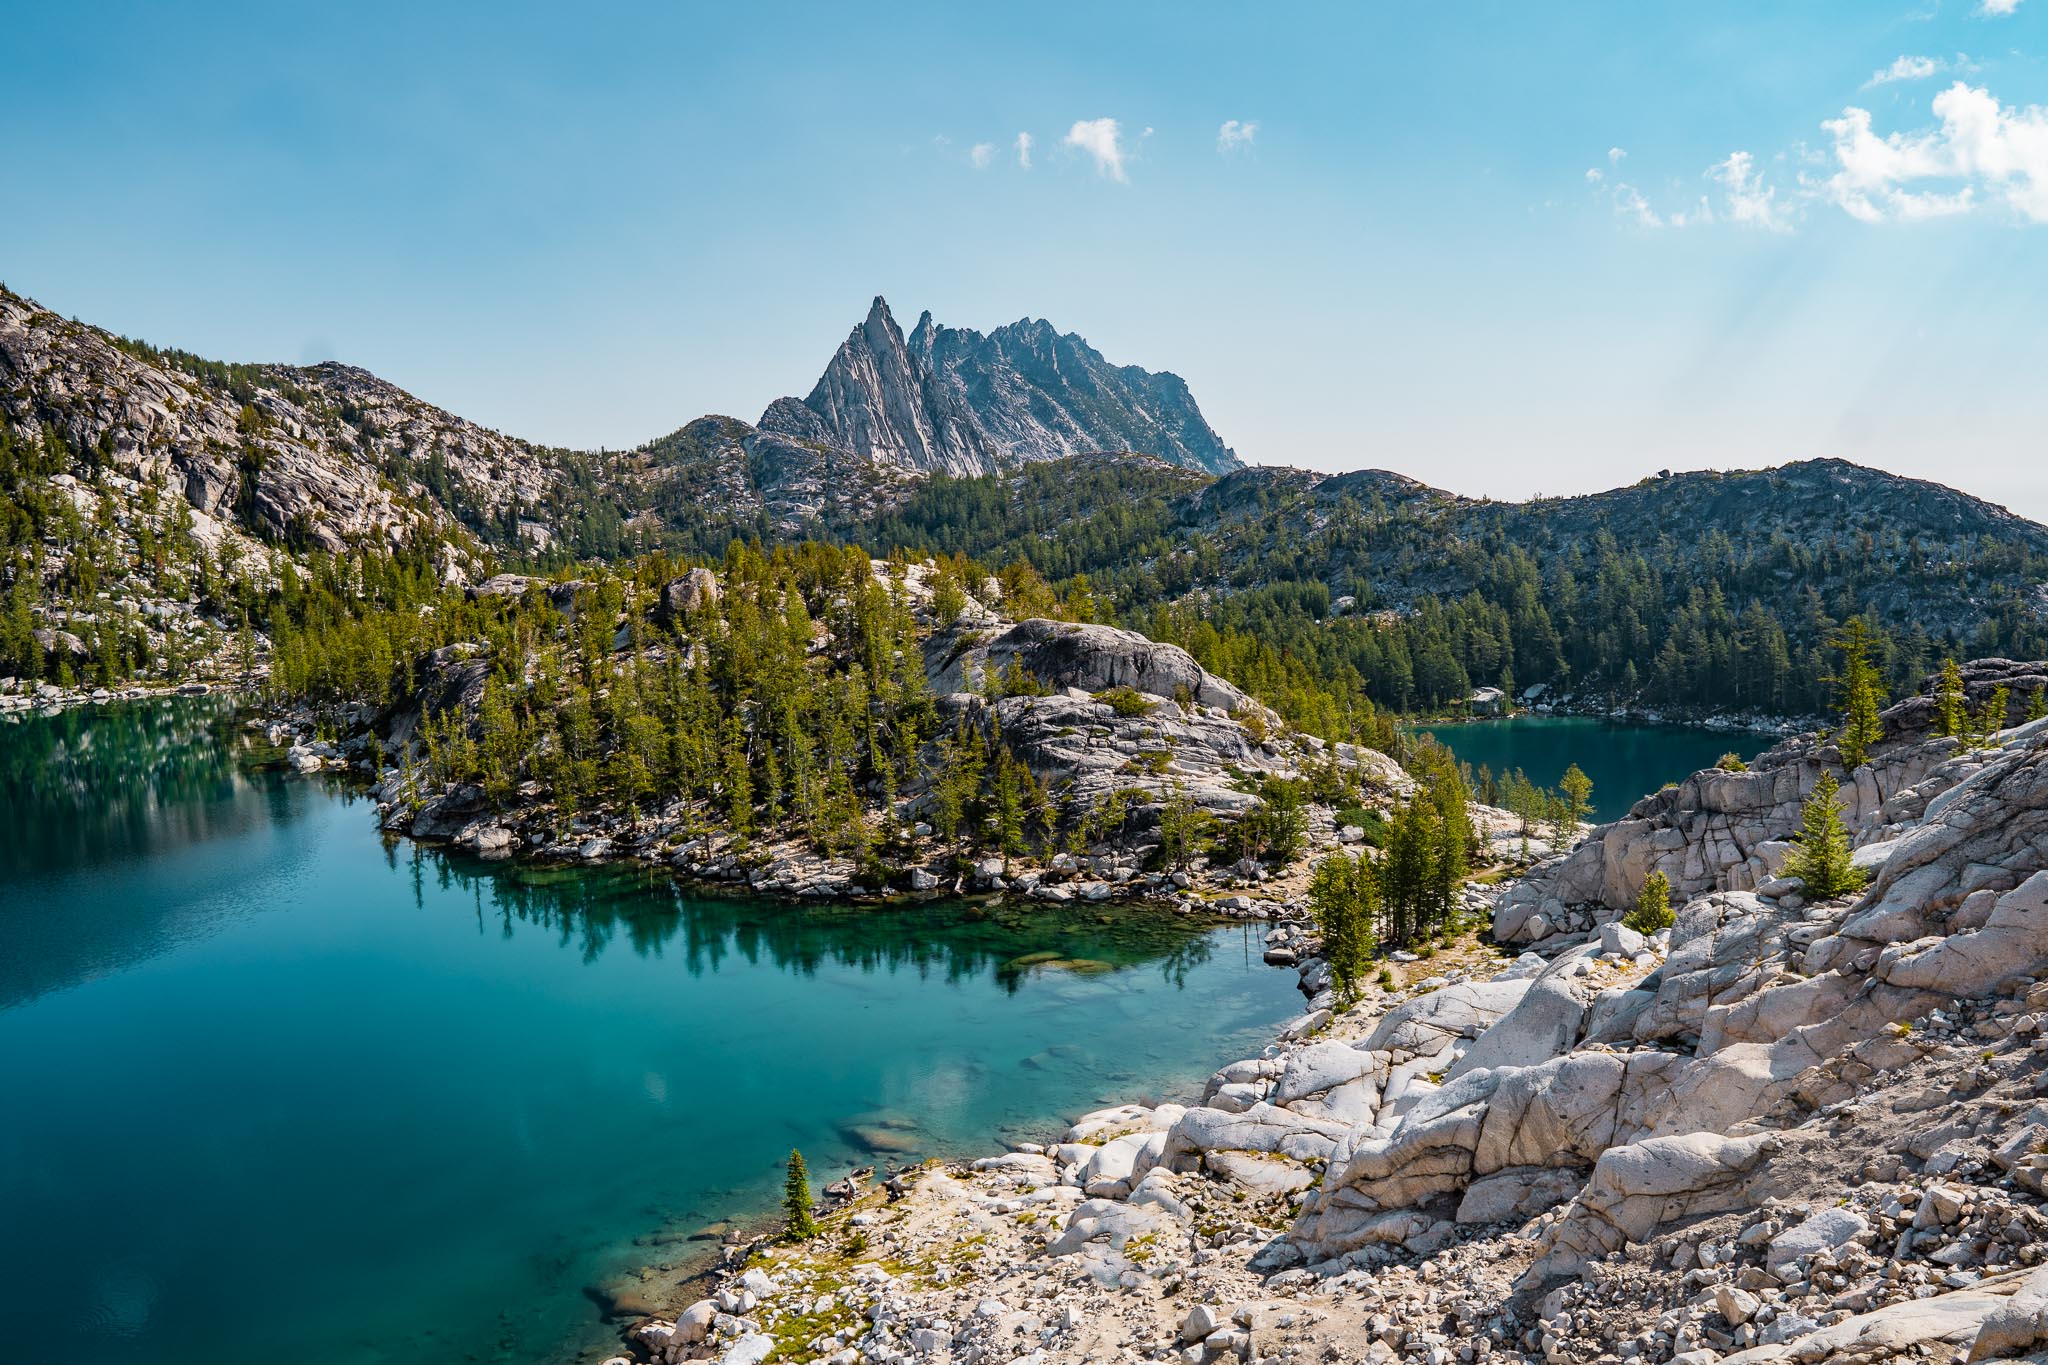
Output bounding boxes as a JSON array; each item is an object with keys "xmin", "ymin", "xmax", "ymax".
[{"xmin": 5, "ymin": 698, "xmax": 1314, "ymax": 1365}]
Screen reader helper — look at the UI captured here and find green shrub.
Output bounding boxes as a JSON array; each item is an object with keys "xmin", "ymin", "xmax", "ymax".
[{"xmin": 1094, "ymin": 685, "xmax": 1154, "ymax": 717}]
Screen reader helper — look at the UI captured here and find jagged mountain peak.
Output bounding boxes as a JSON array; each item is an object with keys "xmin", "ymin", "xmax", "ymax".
[{"xmin": 760, "ymin": 301, "xmax": 1240, "ymax": 477}]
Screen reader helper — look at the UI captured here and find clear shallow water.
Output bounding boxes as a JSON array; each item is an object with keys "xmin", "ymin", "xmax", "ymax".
[
  {"xmin": 0, "ymin": 700, "xmax": 1301, "ymax": 1365},
  {"xmin": 1415, "ymin": 716, "xmax": 1777, "ymax": 823}
]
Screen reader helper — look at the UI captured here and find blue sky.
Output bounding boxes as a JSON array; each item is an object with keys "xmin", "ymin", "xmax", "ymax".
[{"xmin": 5, "ymin": 1, "xmax": 2048, "ymax": 516}]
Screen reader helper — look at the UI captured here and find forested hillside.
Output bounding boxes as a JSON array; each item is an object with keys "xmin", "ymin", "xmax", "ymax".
[{"xmin": 853, "ymin": 458, "xmax": 2048, "ymax": 720}]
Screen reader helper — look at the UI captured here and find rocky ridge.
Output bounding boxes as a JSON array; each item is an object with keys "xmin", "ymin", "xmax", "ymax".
[
  {"xmin": 629, "ymin": 663, "xmax": 2048, "ymax": 1365},
  {"xmin": 0, "ymin": 286, "xmax": 548, "ymax": 556}
]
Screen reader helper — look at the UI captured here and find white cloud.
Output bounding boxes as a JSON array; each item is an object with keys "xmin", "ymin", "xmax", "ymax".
[
  {"xmin": 1821, "ymin": 81, "xmax": 2048, "ymax": 223},
  {"xmin": 1015, "ymin": 132, "xmax": 1033, "ymax": 169},
  {"xmin": 1585, "ymin": 167, "xmax": 1604, "ymax": 183},
  {"xmin": 1612, "ymin": 183, "xmax": 1663, "ymax": 228},
  {"xmin": 1708, "ymin": 150, "xmax": 1793, "ymax": 230},
  {"xmin": 1218, "ymin": 119, "xmax": 1258, "ymax": 153},
  {"xmin": 1865, "ymin": 54, "xmax": 1944, "ymax": 88},
  {"xmin": 969, "ymin": 142, "xmax": 994, "ymax": 169},
  {"xmin": 1608, "ymin": 146, "xmax": 1627, "ymax": 164},
  {"xmin": 1979, "ymin": 0, "xmax": 2022, "ymax": 15},
  {"xmin": 1064, "ymin": 118, "xmax": 1128, "ymax": 181}
]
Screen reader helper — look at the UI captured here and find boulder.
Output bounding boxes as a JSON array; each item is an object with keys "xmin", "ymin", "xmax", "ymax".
[{"xmin": 1524, "ymin": 1132, "xmax": 1779, "ymax": 1281}]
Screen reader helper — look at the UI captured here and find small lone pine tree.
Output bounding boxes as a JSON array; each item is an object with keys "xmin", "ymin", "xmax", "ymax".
[
  {"xmin": 1559, "ymin": 763, "xmax": 1594, "ymax": 833},
  {"xmin": 1932, "ymin": 658, "xmax": 1965, "ymax": 738},
  {"xmin": 1625, "ymin": 869, "xmax": 1674, "ymax": 934},
  {"xmin": 2028, "ymin": 687, "xmax": 2048, "ymax": 723},
  {"xmin": 783, "ymin": 1148, "xmax": 818, "ymax": 1241},
  {"xmin": 1786, "ymin": 771, "xmax": 1867, "ymax": 901}
]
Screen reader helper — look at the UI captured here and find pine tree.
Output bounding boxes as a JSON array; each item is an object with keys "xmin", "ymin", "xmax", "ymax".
[
  {"xmin": 782, "ymin": 1149, "xmax": 818, "ymax": 1241},
  {"xmin": 1559, "ymin": 763, "xmax": 1593, "ymax": 834},
  {"xmin": 1625, "ymin": 869, "xmax": 1673, "ymax": 934},
  {"xmin": 1830, "ymin": 618, "xmax": 1885, "ymax": 769},
  {"xmin": 1971, "ymin": 685, "xmax": 2011, "ymax": 748},
  {"xmin": 1932, "ymin": 658, "xmax": 1965, "ymax": 738},
  {"xmin": 1785, "ymin": 771, "xmax": 1867, "ymax": 901},
  {"xmin": 2028, "ymin": 687, "xmax": 2048, "ymax": 724},
  {"xmin": 1156, "ymin": 782, "xmax": 1214, "ymax": 873},
  {"xmin": 1308, "ymin": 853, "xmax": 1379, "ymax": 1004}
]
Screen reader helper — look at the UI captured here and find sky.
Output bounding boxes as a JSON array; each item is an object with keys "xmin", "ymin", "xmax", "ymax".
[{"xmin": 5, "ymin": 1, "xmax": 2048, "ymax": 518}]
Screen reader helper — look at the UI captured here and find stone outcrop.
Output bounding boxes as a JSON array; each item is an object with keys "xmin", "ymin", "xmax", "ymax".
[
  {"xmin": 930, "ymin": 618, "xmax": 1255, "ymax": 713},
  {"xmin": 1271, "ymin": 672, "xmax": 2048, "ymax": 1332},
  {"xmin": 1494, "ymin": 660, "xmax": 2048, "ymax": 947},
  {"xmin": 919, "ymin": 617, "xmax": 1405, "ymax": 824}
]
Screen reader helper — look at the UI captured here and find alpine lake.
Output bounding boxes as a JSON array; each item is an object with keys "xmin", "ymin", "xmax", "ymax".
[
  {"xmin": 1413, "ymin": 715, "xmax": 1779, "ymax": 823},
  {"xmin": 0, "ymin": 700, "xmax": 1777, "ymax": 1365},
  {"xmin": 0, "ymin": 697, "xmax": 1300, "ymax": 1365}
]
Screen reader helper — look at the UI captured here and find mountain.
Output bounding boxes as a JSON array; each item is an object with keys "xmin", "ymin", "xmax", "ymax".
[
  {"xmin": 7, "ymin": 278, "xmax": 2048, "ymax": 722},
  {"xmin": 758, "ymin": 297, "xmax": 1240, "ymax": 477}
]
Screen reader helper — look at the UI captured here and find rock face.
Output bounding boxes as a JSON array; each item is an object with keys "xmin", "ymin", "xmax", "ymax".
[
  {"xmin": 920, "ymin": 617, "xmax": 1405, "ymax": 823},
  {"xmin": 1494, "ymin": 659, "xmax": 2048, "ymax": 947},
  {"xmin": 758, "ymin": 297, "xmax": 1240, "ymax": 476},
  {"xmin": 0, "ymin": 287, "xmax": 563, "ymax": 556},
  {"xmin": 1287, "ymin": 671, "xmax": 2048, "ymax": 1303},
  {"xmin": 929, "ymin": 618, "xmax": 1254, "ymax": 712}
]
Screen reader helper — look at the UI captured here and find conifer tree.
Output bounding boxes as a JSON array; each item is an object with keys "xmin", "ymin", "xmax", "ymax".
[
  {"xmin": 1830, "ymin": 618, "xmax": 1885, "ymax": 768},
  {"xmin": 1971, "ymin": 684, "xmax": 2011, "ymax": 748},
  {"xmin": 2028, "ymin": 687, "xmax": 2048, "ymax": 724},
  {"xmin": 1625, "ymin": 869, "xmax": 1674, "ymax": 934},
  {"xmin": 1559, "ymin": 763, "xmax": 1593, "ymax": 835},
  {"xmin": 782, "ymin": 1149, "xmax": 818, "ymax": 1241},
  {"xmin": 1932, "ymin": 658, "xmax": 1965, "ymax": 738},
  {"xmin": 1785, "ymin": 771, "xmax": 1867, "ymax": 901},
  {"xmin": 1156, "ymin": 782, "xmax": 1214, "ymax": 873},
  {"xmin": 1308, "ymin": 853, "xmax": 1378, "ymax": 1003}
]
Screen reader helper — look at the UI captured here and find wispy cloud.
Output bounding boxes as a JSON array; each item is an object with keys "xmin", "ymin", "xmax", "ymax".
[
  {"xmin": 1865, "ymin": 54, "xmax": 1944, "ymax": 87},
  {"xmin": 1608, "ymin": 146, "xmax": 1627, "ymax": 164},
  {"xmin": 1611, "ymin": 183, "xmax": 1663, "ymax": 228},
  {"xmin": 969, "ymin": 142, "xmax": 994, "ymax": 169},
  {"xmin": 1709, "ymin": 151, "xmax": 1792, "ymax": 230},
  {"xmin": 1979, "ymin": 0, "xmax": 2022, "ymax": 16},
  {"xmin": 1217, "ymin": 119, "xmax": 1258, "ymax": 153},
  {"xmin": 1064, "ymin": 118, "xmax": 1128, "ymax": 181},
  {"xmin": 1015, "ymin": 132, "xmax": 1033, "ymax": 169}
]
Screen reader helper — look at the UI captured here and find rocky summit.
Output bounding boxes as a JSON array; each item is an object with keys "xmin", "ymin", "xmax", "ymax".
[
  {"xmin": 760, "ymin": 297, "xmax": 1240, "ymax": 478},
  {"xmin": 636, "ymin": 663, "xmax": 2048, "ymax": 1365}
]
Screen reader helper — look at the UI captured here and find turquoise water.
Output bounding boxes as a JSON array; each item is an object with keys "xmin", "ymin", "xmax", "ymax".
[
  {"xmin": 0, "ymin": 700, "xmax": 1301, "ymax": 1365},
  {"xmin": 1415, "ymin": 715, "xmax": 1777, "ymax": 823}
]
